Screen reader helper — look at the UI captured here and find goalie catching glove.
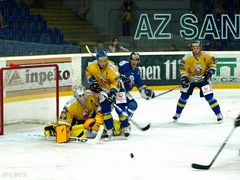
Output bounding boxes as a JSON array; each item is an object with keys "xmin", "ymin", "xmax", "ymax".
[{"xmin": 140, "ymin": 87, "xmax": 155, "ymax": 100}]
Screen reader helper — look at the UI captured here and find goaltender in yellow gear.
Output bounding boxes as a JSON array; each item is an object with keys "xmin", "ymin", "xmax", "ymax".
[{"xmin": 44, "ymin": 86, "xmax": 99, "ymax": 143}]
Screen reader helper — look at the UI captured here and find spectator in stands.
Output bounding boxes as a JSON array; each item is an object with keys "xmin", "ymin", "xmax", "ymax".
[
  {"xmin": 93, "ymin": 40, "xmax": 108, "ymax": 53},
  {"xmin": 108, "ymin": 37, "xmax": 129, "ymax": 52},
  {"xmin": 79, "ymin": 0, "xmax": 90, "ymax": 20},
  {"xmin": 121, "ymin": 0, "xmax": 137, "ymax": 36},
  {"xmin": 0, "ymin": 10, "xmax": 7, "ymax": 29}
]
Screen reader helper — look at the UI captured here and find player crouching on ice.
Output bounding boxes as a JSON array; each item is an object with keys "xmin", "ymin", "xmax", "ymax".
[
  {"xmin": 44, "ymin": 85, "xmax": 124, "ymax": 143},
  {"xmin": 173, "ymin": 40, "xmax": 223, "ymax": 122},
  {"xmin": 116, "ymin": 52, "xmax": 155, "ymax": 120}
]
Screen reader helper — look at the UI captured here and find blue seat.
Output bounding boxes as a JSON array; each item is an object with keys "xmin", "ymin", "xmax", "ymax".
[{"xmin": 24, "ymin": 32, "xmax": 33, "ymax": 42}]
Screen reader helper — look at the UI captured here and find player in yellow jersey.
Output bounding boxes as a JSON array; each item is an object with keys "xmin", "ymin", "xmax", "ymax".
[
  {"xmin": 86, "ymin": 49, "xmax": 130, "ymax": 139},
  {"xmin": 173, "ymin": 40, "xmax": 223, "ymax": 122},
  {"xmin": 44, "ymin": 85, "xmax": 102, "ymax": 141}
]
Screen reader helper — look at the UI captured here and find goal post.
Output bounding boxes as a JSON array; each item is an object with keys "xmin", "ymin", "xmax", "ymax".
[{"xmin": 0, "ymin": 64, "xmax": 59, "ymax": 135}]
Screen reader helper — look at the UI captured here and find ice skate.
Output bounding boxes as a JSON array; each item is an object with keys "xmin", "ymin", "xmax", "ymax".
[
  {"xmin": 122, "ymin": 127, "xmax": 130, "ymax": 137},
  {"xmin": 173, "ymin": 113, "xmax": 181, "ymax": 122},
  {"xmin": 216, "ymin": 113, "xmax": 223, "ymax": 123},
  {"xmin": 103, "ymin": 129, "xmax": 113, "ymax": 141}
]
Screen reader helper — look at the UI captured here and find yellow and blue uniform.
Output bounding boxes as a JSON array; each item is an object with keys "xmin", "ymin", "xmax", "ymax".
[
  {"xmin": 85, "ymin": 50, "xmax": 121, "ymax": 131},
  {"xmin": 44, "ymin": 90, "xmax": 101, "ymax": 139},
  {"xmin": 180, "ymin": 51, "xmax": 216, "ymax": 82},
  {"xmin": 86, "ymin": 60, "xmax": 119, "ymax": 91},
  {"xmin": 174, "ymin": 41, "xmax": 222, "ymax": 121}
]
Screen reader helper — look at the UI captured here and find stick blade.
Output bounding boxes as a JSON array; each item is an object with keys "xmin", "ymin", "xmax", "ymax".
[
  {"xmin": 141, "ymin": 123, "xmax": 151, "ymax": 131},
  {"xmin": 191, "ymin": 163, "xmax": 210, "ymax": 170}
]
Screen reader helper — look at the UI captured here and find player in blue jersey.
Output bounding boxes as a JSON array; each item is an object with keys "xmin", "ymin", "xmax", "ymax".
[{"xmin": 115, "ymin": 52, "xmax": 155, "ymax": 126}]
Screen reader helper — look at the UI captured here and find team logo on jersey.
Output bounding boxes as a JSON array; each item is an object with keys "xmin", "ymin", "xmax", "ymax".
[
  {"xmin": 194, "ymin": 64, "xmax": 203, "ymax": 74},
  {"xmin": 128, "ymin": 75, "xmax": 135, "ymax": 88}
]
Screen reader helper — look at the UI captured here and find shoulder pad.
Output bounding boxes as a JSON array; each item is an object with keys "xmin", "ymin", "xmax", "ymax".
[
  {"xmin": 87, "ymin": 60, "xmax": 98, "ymax": 65},
  {"xmin": 107, "ymin": 61, "xmax": 119, "ymax": 74},
  {"xmin": 182, "ymin": 53, "xmax": 192, "ymax": 60},
  {"xmin": 65, "ymin": 97, "xmax": 77, "ymax": 107},
  {"xmin": 202, "ymin": 51, "xmax": 214, "ymax": 57}
]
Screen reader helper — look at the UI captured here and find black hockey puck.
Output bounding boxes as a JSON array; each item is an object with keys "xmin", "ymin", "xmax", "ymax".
[{"xmin": 130, "ymin": 153, "xmax": 134, "ymax": 158}]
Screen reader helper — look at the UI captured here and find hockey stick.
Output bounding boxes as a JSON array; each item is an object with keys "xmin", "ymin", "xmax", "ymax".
[
  {"xmin": 191, "ymin": 127, "xmax": 236, "ymax": 170},
  {"xmin": 86, "ymin": 45, "xmax": 150, "ymax": 131},
  {"xmin": 85, "ymin": 45, "xmax": 96, "ymax": 58},
  {"xmin": 113, "ymin": 103, "xmax": 151, "ymax": 131},
  {"xmin": 151, "ymin": 86, "xmax": 180, "ymax": 99}
]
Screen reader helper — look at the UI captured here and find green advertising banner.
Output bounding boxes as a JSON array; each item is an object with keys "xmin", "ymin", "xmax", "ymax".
[
  {"xmin": 80, "ymin": 52, "xmax": 240, "ymax": 87},
  {"xmin": 81, "ymin": 54, "xmax": 185, "ymax": 87}
]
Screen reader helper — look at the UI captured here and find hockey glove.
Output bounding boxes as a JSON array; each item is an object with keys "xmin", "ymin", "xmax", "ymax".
[
  {"xmin": 204, "ymin": 68, "xmax": 215, "ymax": 80},
  {"xmin": 107, "ymin": 92, "xmax": 116, "ymax": 104},
  {"xmin": 107, "ymin": 88, "xmax": 118, "ymax": 104},
  {"xmin": 181, "ymin": 76, "xmax": 190, "ymax": 88},
  {"xmin": 89, "ymin": 79, "xmax": 102, "ymax": 93},
  {"xmin": 140, "ymin": 87, "xmax": 155, "ymax": 100},
  {"xmin": 120, "ymin": 74, "xmax": 130, "ymax": 82},
  {"xmin": 234, "ymin": 114, "xmax": 240, "ymax": 128},
  {"xmin": 44, "ymin": 123, "xmax": 57, "ymax": 136}
]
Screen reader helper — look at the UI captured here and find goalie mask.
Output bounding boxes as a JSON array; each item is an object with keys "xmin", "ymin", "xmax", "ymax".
[{"xmin": 74, "ymin": 85, "xmax": 86, "ymax": 104}]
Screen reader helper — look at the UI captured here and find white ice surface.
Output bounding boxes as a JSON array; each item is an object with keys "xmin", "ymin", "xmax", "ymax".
[{"xmin": 0, "ymin": 89, "xmax": 240, "ymax": 180}]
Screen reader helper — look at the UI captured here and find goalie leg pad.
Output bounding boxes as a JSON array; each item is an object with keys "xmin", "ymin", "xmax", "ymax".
[
  {"xmin": 113, "ymin": 120, "xmax": 121, "ymax": 136},
  {"xmin": 56, "ymin": 125, "xmax": 70, "ymax": 143},
  {"xmin": 70, "ymin": 124, "xmax": 86, "ymax": 138}
]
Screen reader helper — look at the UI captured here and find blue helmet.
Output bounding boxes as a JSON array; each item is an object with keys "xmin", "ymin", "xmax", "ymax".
[
  {"xmin": 129, "ymin": 52, "xmax": 140, "ymax": 61},
  {"xmin": 191, "ymin": 40, "xmax": 202, "ymax": 48},
  {"xmin": 96, "ymin": 49, "xmax": 108, "ymax": 61}
]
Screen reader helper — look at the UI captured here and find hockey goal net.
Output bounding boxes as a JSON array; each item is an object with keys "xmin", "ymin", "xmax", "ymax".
[{"xmin": 0, "ymin": 64, "xmax": 59, "ymax": 135}]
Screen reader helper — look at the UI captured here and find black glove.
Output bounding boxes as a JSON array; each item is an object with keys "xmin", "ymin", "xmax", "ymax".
[
  {"xmin": 120, "ymin": 74, "xmax": 131, "ymax": 82},
  {"xmin": 234, "ymin": 114, "xmax": 240, "ymax": 128},
  {"xmin": 204, "ymin": 68, "xmax": 215, "ymax": 80},
  {"xmin": 107, "ymin": 92, "xmax": 116, "ymax": 104},
  {"xmin": 89, "ymin": 80, "xmax": 102, "ymax": 93},
  {"xmin": 181, "ymin": 76, "xmax": 190, "ymax": 88},
  {"xmin": 140, "ymin": 88, "xmax": 155, "ymax": 100}
]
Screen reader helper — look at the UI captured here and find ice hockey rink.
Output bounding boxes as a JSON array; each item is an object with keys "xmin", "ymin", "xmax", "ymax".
[{"xmin": 0, "ymin": 89, "xmax": 240, "ymax": 180}]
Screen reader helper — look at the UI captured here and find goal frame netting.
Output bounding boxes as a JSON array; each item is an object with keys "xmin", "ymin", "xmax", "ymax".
[{"xmin": 0, "ymin": 64, "xmax": 59, "ymax": 135}]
